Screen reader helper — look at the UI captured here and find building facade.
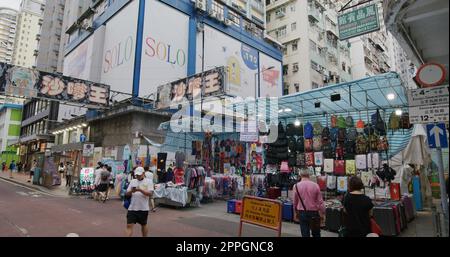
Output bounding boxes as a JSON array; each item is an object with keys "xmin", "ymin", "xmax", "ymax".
[
  {"xmin": 0, "ymin": 103, "xmax": 22, "ymax": 154},
  {"xmin": 11, "ymin": 0, "xmax": 45, "ymax": 68},
  {"xmin": 0, "ymin": 7, "xmax": 18, "ymax": 64},
  {"xmin": 266, "ymin": 0, "xmax": 353, "ymax": 94}
]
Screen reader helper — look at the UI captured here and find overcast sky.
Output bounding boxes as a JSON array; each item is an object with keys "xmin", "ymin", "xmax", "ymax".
[{"xmin": 1, "ymin": 0, "xmax": 21, "ymax": 10}]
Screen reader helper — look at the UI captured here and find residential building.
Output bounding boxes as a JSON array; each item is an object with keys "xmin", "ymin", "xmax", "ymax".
[
  {"xmin": 266, "ymin": 0, "xmax": 353, "ymax": 94},
  {"xmin": 227, "ymin": 0, "xmax": 266, "ymax": 27},
  {"xmin": 34, "ymin": 0, "xmax": 65, "ymax": 73},
  {"xmin": 0, "ymin": 103, "xmax": 22, "ymax": 156},
  {"xmin": 0, "ymin": 7, "xmax": 18, "ymax": 64},
  {"xmin": 11, "ymin": 0, "xmax": 45, "ymax": 68}
]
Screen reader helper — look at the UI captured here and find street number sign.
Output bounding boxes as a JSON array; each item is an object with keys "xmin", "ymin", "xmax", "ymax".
[
  {"xmin": 407, "ymin": 85, "xmax": 449, "ymax": 107},
  {"xmin": 409, "ymin": 104, "xmax": 449, "ymax": 124}
]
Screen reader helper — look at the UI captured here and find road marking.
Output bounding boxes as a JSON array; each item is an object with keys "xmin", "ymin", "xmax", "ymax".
[
  {"xmin": 16, "ymin": 191, "xmax": 29, "ymax": 196},
  {"xmin": 68, "ymin": 208, "xmax": 82, "ymax": 213},
  {"xmin": 0, "ymin": 178, "xmax": 57, "ymax": 197}
]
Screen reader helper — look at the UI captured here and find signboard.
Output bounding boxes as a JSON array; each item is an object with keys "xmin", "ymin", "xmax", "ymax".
[
  {"xmin": 408, "ymin": 85, "xmax": 449, "ymax": 107},
  {"xmin": 427, "ymin": 123, "xmax": 448, "ymax": 149},
  {"xmin": 239, "ymin": 196, "xmax": 282, "ymax": 237},
  {"xmin": 80, "ymin": 134, "xmax": 87, "ymax": 143},
  {"xmin": 338, "ymin": 4, "xmax": 380, "ymax": 41},
  {"xmin": 409, "ymin": 104, "xmax": 449, "ymax": 124},
  {"xmin": 83, "ymin": 144, "xmax": 95, "ymax": 157},
  {"xmin": 79, "ymin": 167, "xmax": 95, "ymax": 191},
  {"xmin": 155, "ymin": 67, "xmax": 226, "ymax": 109},
  {"xmin": 1, "ymin": 62, "xmax": 110, "ymax": 108}
]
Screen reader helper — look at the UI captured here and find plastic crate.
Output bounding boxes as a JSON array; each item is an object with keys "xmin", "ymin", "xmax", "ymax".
[
  {"xmin": 235, "ymin": 200, "xmax": 243, "ymax": 214},
  {"xmin": 227, "ymin": 199, "xmax": 236, "ymax": 213}
]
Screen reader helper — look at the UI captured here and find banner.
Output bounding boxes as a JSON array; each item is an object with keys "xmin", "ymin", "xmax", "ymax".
[
  {"xmin": 0, "ymin": 62, "xmax": 110, "ymax": 108},
  {"xmin": 155, "ymin": 67, "xmax": 226, "ymax": 109}
]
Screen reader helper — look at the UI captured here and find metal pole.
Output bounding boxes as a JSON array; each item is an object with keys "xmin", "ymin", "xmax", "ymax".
[{"xmin": 436, "ymin": 145, "xmax": 449, "ymax": 236}]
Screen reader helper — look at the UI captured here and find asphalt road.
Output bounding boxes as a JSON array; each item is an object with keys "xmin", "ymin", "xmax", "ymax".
[{"xmin": 0, "ymin": 178, "xmax": 302, "ymax": 237}]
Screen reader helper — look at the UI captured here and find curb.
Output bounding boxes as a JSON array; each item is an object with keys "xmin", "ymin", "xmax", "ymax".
[{"xmin": 0, "ymin": 176, "xmax": 69, "ymax": 198}]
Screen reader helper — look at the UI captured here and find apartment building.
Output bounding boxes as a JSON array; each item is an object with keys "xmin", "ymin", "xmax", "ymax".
[
  {"xmin": 266, "ymin": 0, "xmax": 353, "ymax": 94},
  {"xmin": 0, "ymin": 7, "xmax": 18, "ymax": 64},
  {"xmin": 226, "ymin": 0, "xmax": 266, "ymax": 27},
  {"xmin": 12, "ymin": 0, "xmax": 45, "ymax": 68},
  {"xmin": 34, "ymin": 0, "xmax": 65, "ymax": 73}
]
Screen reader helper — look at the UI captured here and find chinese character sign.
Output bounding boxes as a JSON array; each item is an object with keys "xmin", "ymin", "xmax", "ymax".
[
  {"xmin": 338, "ymin": 4, "xmax": 380, "ymax": 40},
  {"xmin": 0, "ymin": 62, "xmax": 110, "ymax": 107}
]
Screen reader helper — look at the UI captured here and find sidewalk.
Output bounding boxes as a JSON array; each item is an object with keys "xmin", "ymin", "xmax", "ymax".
[{"xmin": 0, "ymin": 170, "xmax": 70, "ymax": 198}]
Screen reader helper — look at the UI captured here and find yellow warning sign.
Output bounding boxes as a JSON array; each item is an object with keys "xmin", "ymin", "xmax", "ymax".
[{"xmin": 240, "ymin": 196, "xmax": 282, "ymax": 232}]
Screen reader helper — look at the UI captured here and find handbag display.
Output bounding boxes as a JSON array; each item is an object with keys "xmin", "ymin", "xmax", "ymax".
[
  {"xmin": 355, "ymin": 154, "xmax": 367, "ymax": 170},
  {"xmin": 324, "ymin": 159, "xmax": 334, "ymax": 173},
  {"xmin": 280, "ymin": 161, "xmax": 290, "ymax": 173},
  {"xmin": 317, "ymin": 175, "xmax": 327, "ymax": 191},
  {"xmin": 345, "ymin": 160, "xmax": 356, "ymax": 175},
  {"xmin": 367, "ymin": 153, "xmax": 380, "ymax": 169},
  {"xmin": 327, "ymin": 175, "xmax": 337, "ymax": 190},
  {"xmin": 313, "ymin": 136, "xmax": 322, "ymax": 151},
  {"xmin": 390, "ymin": 182, "xmax": 401, "ymax": 201},
  {"xmin": 296, "ymin": 153, "xmax": 306, "ymax": 167},
  {"xmin": 305, "ymin": 152, "xmax": 315, "ymax": 167},
  {"xmin": 314, "ymin": 152, "xmax": 324, "ymax": 167},
  {"xmin": 334, "ymin": 160, "xmax": 345, "ymax": 176},
  {"xmin": 304, "ymin": 139, "xmax": 313, "ymax": 152},
  {"xmin": 337, "ymin": 176, "xmax": 348, "ymax": 193},
  {"xmin": 360, "ymin": 172, "xmax": 372, "ymax": 187}
]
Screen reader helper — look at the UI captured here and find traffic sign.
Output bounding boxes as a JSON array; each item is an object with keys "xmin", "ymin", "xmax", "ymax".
[
  {"xmin": 409, "ymin": 103, "xmax": 449, "ymax": 124},
  {"xmin": 407, "ymin": 85, "xmax": 449, "ymax": 107},
  {"xmin": 427, "ymin": 123, "xmax": 448, "ymax": 149},
  {"xmin": 80, "ymin": 134, "xmax": 86, "ymax": 142}
]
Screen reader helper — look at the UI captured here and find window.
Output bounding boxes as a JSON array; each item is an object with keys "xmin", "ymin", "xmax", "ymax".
[
  {"xmin": 291, "ymin": 4, "xmax": 296, "ymax": 12},
  {"xmin": 311, "ymin": 61, "xmax": 318, "ymax": 71},
  {"xmin": 283, "ymin": 65, "xmax": 289, "ymax": 75},
  {"xmin": 294, "ymin": 83, "xmax": 300, "ymax": 92},
  {"xmin": 275, "ymin": 7, "xmax": 286, "ymax": 18},
  {"xmin": 276, "ymin": 26, "xmax": 287, "ymax": 38},
  {"xmin": 342, "ymin": 62, "xmax": 346, "ymax": 71},
  {"xmin": 292, "ymin": 40, "xmax": 298, "ymax": 51},
  {"xmin": 283, "ymin": 83, "xmax": 289, "ymax": 95},
  {"xmin": 309, "ymin": 40, "xmax": 317, "ymax": 52},
  {"xmin": 348, "ymin": 67, "xmax": 352, "ymax": 75},
  {"xmin": 293, "ymin": 63, "xmax": 299, "ymax": 72},
  {"xmin": 266, "ymin": 13, "xmax": 271, "ymax": 23},
  {"xmin": 312, "ymin": 82, "xmax": 320, "ymax": 89},
  {"xmin": 283, "ymin": 47, "xmax": 287, "ymax": 55},
  {"xmin": 291, "ymin": 22, "xmax": 297, "ymax": 31}
]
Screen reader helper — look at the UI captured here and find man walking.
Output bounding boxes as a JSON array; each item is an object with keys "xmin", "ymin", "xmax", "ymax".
[
  {"xmin": 293, "ymin": 168, "xmax": 325, "ymax": 237},
  {"xmin": 66, "ymin": 162, "xmax": 73, "ymax": 187},
  {"xmin": 125, "ymin": 167, "xmax": 153, "ymax": 237},
  {"xmin": 9, "ymin": 160, "xmax": 16, "ymax": 179}
]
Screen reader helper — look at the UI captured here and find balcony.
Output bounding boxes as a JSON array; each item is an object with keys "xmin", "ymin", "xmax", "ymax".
[
  {"xmin": 33, "ymin": 49, "xmax": 39, "ymax": 56},
  {"xmin": 36, "ymin": 34, "xmax": 41, "ymax": 41},
  {"xmin": 308, "ymin": 6, "xmax": 322, "ymax": 23}
]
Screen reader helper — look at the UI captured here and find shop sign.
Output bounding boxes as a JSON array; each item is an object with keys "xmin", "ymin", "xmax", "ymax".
[
  {"xmin": 83, "ymin": 144, "xmax": 95, "ymax": 157},
  {"xmin": 155, "ymin": 67, "xmax": 226, "ymax": 110},
  {"xmin": 409, "ymin": 103, "xmax": 449, "ymax": 124},
  {"xmin": 239, "ymin": 196, "xmax": 282, "ymax": 237},
  {"xmin": 0, "ymin": 62, "xmax": 110, "ymax": 108},
  {"xmin": 407, "ymin": 85, "xmax": 449, "ymax": 107},
  {"xmin": 338, "ymin": 4, "xmax": 380, "ymax": 40}
]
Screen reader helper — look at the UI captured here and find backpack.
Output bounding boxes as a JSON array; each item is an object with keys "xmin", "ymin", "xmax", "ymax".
[
  {"xmin": 304, "ymin": 122, "xmax": 314, "ymax": 139},
  {"xmin": 322, "ymin": 127, "xmax": 331, "ymax": 139},
  {"xmin": 331, "ymin": 115, "xmax": 338, "ymax": 128},
  {"xmin": 371, "ymin": 110, "xmax": 387, "ymax": 136},
  {"xmin": 286, "ymin": 123, "xmax": 296, "ymax": 137},
  {"xmin": 356, "ymin": 119, "xmax": 365, "ymax": 133},
  {"xmin": 388, "ymin": 111, "xmax": 401, "ymax": 131},
  {"xmin": 335, "ymin": 145, "xmax": 344, "ymax": 160},
  {"xmin": 294, "ymin": 124, "xmax": 304, "ymax": 137},
  {"xmin": 400, "ymin": 112, "xmax": 412, "ymax": 129},
  {"xmin": 296, "ymin": 153, "xmax": 306, "ymax": 167},
  {"xmin": 345, "ymin": 140, "xmax": 356, "ymax": 159},
  {"xmin": 296, "ymin": 137, "xmax": 305, "ymax": 152},
  {"xmin": 356, "ymin": 134, "xmax": 368, "ymax": 154},
  {"xmin": 313, "ymin": 121, "xmax": 323, "ymax": 136},
  {"xmin": 313, "ymin": 136, "xmax": 322, "ymax": 151},
  {"xmin": 337, "ymin": 116, "xmax": 347, "ymax": 129},
  {"xmin": 304, "ymin": 139, "xmax": 313, "ymax": 152},
  {"xmin": 288, "ymin": 137, "xmax": 297, "ymax": 153},
  {"xmin": 346, "ymin": 116, "xmax": 354, "ymax": 127},
  {"xmin": 347, "ymin": 127, "xmax": 358, "ymax": 141},
  {"xmin": 338, "ymin": 128, "xmax": 346, "ymax": 142},
  {"xmin": 322, "ymin": 142, "xmax": 333, "ymax": 159},
  {"xmin": 377, "ymin": 136, "xmax": 389, "ymax": 152},
  {"xmin": 330, "ymin": 127, "xmax": 339, "ymax": 142},
  {"xmin": 369, "ymin": 133, "xmax": 378, "ymax": 151},
  {"xmin": 101, "ymin": 172, "xmax": 109, "ymax": 181}
]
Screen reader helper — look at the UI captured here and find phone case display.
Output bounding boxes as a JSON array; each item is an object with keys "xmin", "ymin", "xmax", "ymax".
[
  {"xmin": 324, "ymin": 159, "xmax": 334, "ymax": 173},
  {"xmin": 345, "ymin": 160, "xmax": 356, "ymax": 175},
  {"xmin": 314, "ymin": 152, "xmax": 324, "ymax": 166},
  {"xmin": 337, "ymin": 176, "xmax": 348, "ymax": 193}
]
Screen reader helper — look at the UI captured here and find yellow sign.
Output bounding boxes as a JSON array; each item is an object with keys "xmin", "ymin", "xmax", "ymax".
[{"xmin": 240, "ymin": 196, "xmax": 282, "ymax": 231}]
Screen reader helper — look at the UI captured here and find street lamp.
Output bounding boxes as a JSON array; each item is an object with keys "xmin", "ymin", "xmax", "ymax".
[{"xmin": 254, "ymin": 66, "xmax": 275, "ymax": 99}]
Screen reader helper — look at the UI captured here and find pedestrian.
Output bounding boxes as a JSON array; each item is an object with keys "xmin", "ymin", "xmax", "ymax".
[
  {"xmin": 17, "ymin": 162, "xmax": 23, "ymax": 173},
  {"xmin": 9, "ymin": 160, "xmax": 16, "ymax": 179},
  {"xmin": 144, "ymin": 166, "xmax": 157, "ymax": 212},
  {"xmin": 58, "ymin": 162, "xmax": 65, "ymax": 180},
  {"xmin": 28, "ymin": 160, "xmax": 37, "ymax": 183},
  {"xmin": 293, "ymin": 168, "xmax": 325, "ymax": 237},
  {"xmin": 94, "ymin": 163, "xmax": 104, "ymax": 188},
  {"xmin": 2, "ymin": 161, "xmax": 6, "ymax": 172},
  {"xmin": 94, "ymin": 166, "xmax": 111, "ymax": 202},
  {"xmin": 66, "ymin": 162, "xmax": 73, "ymax": 187},
  {"xmin": 341, "ymin": 176, "xmax": 374, "ymax": 237},
  {"xmin": 125, "ymin": 167, "xmax": 154, "ymax": 237}
]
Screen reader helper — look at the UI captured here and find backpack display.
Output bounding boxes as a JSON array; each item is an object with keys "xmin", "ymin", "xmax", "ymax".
[
  {"xmin": 356, "ymin": 119, "xmax": 365, "ymax": 133},
  {"xmin": 347, "ymin": 127, "xmax": 358, "ymax": 141},
  {"xmin": 324, "ymin": 159, "xmax": 334, "ymax": 173},
  {"xmin": 371, "ymin": 110, "xmax": 387, "ymax": 136},
  {"xmin": 388, "ymin": 111, "xmax": 401, "ymax": 131},
  {"xmin": 338, "ymin": 128, "xmax": 347, "ymax": 142},
  {"xmin": 304, "ymin": 139, "xmax": 313, "ymax": 152},
  {"xmin": 337, "ymin": 116, "xmax": 347, "ymax": 129},
  {"xmin": 294, "ymin": 124, "xmax": 304, "ymax": 137},
  {"xmin": 322, "ymin": 127, "xmax": 331, "ymax": 139},
  {"xmin": 288, "ymin": 153, "xmax": 297, "ymax": 167},
  {"xmin": 296, "ymin": 137, "xmax": 305, "ymax": 152},
  {"xmin": 377, "ymin": 136, "xmax": 389, "ymax": 152},
  {"xmin": 356, "ymin": 155, "xmax": 367, "ymax": 170},
  {"xmin": 313, "ymin": 136, "xmax": 322, "ymax": 151},
  {"xmin": 288, "ymin": 137, "xmax": 297, "ymax": 153},
  {"xmin": 322, "ymin": 139, "xmax": 333, "ymax": 158},
  {"xmin": 330, "ymin": 127, "xmax": 339, "ymax": 142},
  {"xmin": 331, "ymin": 115, "xmax": 338, "ymax": 128},
  {"xmin": 334, "ymin": 160, "xmax": 345, "ymax": 176},
  {"xmin": 400, "ymin": 112, "xmax": 412, "ymax": 129},
  {"xmin": 368, "ymin": 134, "xmax": 378, "ymax": 151},
  {"xmin": 355, "ymin": 134, "xmax": 368, "ymax": 154},
  {"xmin": 317, "ymin": 175, "xmax": 327, "ymax": 191},
  {"xmin": 367, "ymin": 153, "xmax": 380, "ymax": 169},
  {"xmin": 313, "ymin": 121, "xmax": 323, "ymax": 136},
  {"xmin": 345, "ymin": 160, "xmax": 356, "ymax": 175},
  {"xmin": 304, "ymin": 122, "xmax": 314, "ymax": 139},
  {"xmin": 296, "ymin": 153, "xmax": 306, "ymax": 167},
  {"xmin": 335, "ymin": 145, "xmax": 344, "ymax": 160},
  {"xmin": 346, "ymin": 116, "xmax": 354, "ymax": 127}
]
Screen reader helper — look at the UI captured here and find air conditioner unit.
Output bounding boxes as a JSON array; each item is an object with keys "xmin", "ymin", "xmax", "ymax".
[
  {"xmin": 195, "ymin": 0, "xmax": 207, "ymax": 12},
  {"xmin": 81, "ymin": 19, "xmax": 93, "ymax": 31}
]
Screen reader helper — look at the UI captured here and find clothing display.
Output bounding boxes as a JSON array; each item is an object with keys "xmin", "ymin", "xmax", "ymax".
[{"xmin": 153, "ymin": 184, "xmax": 189, "ymax": 207}]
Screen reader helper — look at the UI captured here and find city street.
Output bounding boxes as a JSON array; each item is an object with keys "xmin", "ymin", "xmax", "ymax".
[{"xmin": 0, "ymin": 177, "xmax": 435, "ymax": 237}]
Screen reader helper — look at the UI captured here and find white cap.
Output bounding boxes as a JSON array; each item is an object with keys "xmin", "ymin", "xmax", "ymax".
[{"xmin": 135, "ymin": 167, "xmax": 145, "ymax": 176}]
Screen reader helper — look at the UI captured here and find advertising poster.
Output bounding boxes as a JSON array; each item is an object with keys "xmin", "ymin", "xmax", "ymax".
[
  {"xmin": 101, "ymin": 0, "xmax": 139, "ymax": 96},
  {"xmin": 80, "ymin": 167, "xmax": 95, "ymax": 191},
  {"xmin": 83, "ymin": 144, "xmax": 95, "ymax": 157},
  {"xmin": 199, "ymin": 25, "xmax": 258, "ymax": 98},
  {"xmin": 140, "ymin": 0, "xmax": 189, "ymax": 97},
  {"xmin": 259, "ymin": 53, "xmax": 282, "ymax": 97}
]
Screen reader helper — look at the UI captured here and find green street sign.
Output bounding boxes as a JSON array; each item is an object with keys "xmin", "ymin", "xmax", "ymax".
[{"xmin": 338, "ymin": 4, "xmax": 380, "ymax": 41}]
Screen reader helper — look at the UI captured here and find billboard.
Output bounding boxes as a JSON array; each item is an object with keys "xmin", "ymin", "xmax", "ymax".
[
  {"xmin": 101, "ymin": 0, "xmax": 139, "ymax": 95},
  {"xmin": 140, "ymin": 0, "xmax": 189, "ymax": 97},
  {"xmin": 63, "ymin": 26, "xmax": 105, "ymax": 82},
  {"xmin": 199, "ymin": 25, "xmax": 259, "ymax": 97},
  {"xmin": 338, "ymin": 4, "xmax": 380, "ymax": 41},
  {"xmin": 156, "ymin": 67, "xmax": 226, "ymax": 109},
  {"xmin": 0, "ymin": 62, "xmax": 110, "ymax": 108},
  {"xmin": 259, "ymin": 53, "xmax": 282, "ymax": 97}
]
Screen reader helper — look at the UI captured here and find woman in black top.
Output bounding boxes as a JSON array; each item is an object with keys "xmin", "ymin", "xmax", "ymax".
[{"xmin": 343, "ymin": 176, "xmax": 374, "ymax": 237}]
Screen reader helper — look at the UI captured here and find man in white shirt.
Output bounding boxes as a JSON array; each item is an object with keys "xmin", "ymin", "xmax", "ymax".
[
  {"xmin": 125, "ymin": 167, "xmax": 153, "ymax": 237},
  {"xmin": 94, "ymin": 163, "xmax": 105, "ymax": 187}
]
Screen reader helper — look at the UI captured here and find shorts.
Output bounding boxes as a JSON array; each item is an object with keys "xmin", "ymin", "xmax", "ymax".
[
  {"xmin": 127, "ymin": 211, "xmax": 149, "ymax": 225},
  {"xmin": 97, "ymin": 184, "xmax": 108, "ymax": 192}
]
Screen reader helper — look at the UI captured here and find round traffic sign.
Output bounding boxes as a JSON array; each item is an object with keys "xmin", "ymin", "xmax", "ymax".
[{"xmin": 416, "ymin": 63, "xmax": 447, "ymax": 87}]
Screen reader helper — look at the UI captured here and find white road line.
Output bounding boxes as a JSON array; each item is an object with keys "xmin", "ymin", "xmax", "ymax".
[{"xmin": 0, "ymin": 178, "xmax": 56, "ymax": 197}]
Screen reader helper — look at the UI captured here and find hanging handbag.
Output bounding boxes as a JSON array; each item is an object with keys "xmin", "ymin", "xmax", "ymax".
[
  {"xmin": 295, "ymin": 184, "xmax": 321, "ymax": 231},
  {"xmin": 337, "ymin": 176, "xmax": 348, "ymax": 193},
  {"xmin": 334, "ymin": 160, "xmax": 345, "ymax": 176},
  {"xmin": 280, "ymin": 161, "xmax": 290, "ymax": 173},
  {"xmin": 305, "ymin": 152, "xmax": 315, "ymax": 167},
  {"xmin": 314, "ymin": 152, "xmax": 324, "ymax": 167},
  {"xmin": 324, "ymin": 159, "xmax": 334, "ymax": 173},
  {"xmin": 356, "ymin": 154, "xmax": 367, "ymax": 170},
  {"xmin": 345, "ymin": 160, "xmax": 356, "ymax": 175}
]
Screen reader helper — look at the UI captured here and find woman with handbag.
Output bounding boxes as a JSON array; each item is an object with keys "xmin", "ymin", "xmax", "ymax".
[
  {"xmin": 341, "ymin": 176, "xmax": 376, "ymax": 237},
  {"xmin": 293, "ymin": 168, "xmax": 325, "ymax": 237}
]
